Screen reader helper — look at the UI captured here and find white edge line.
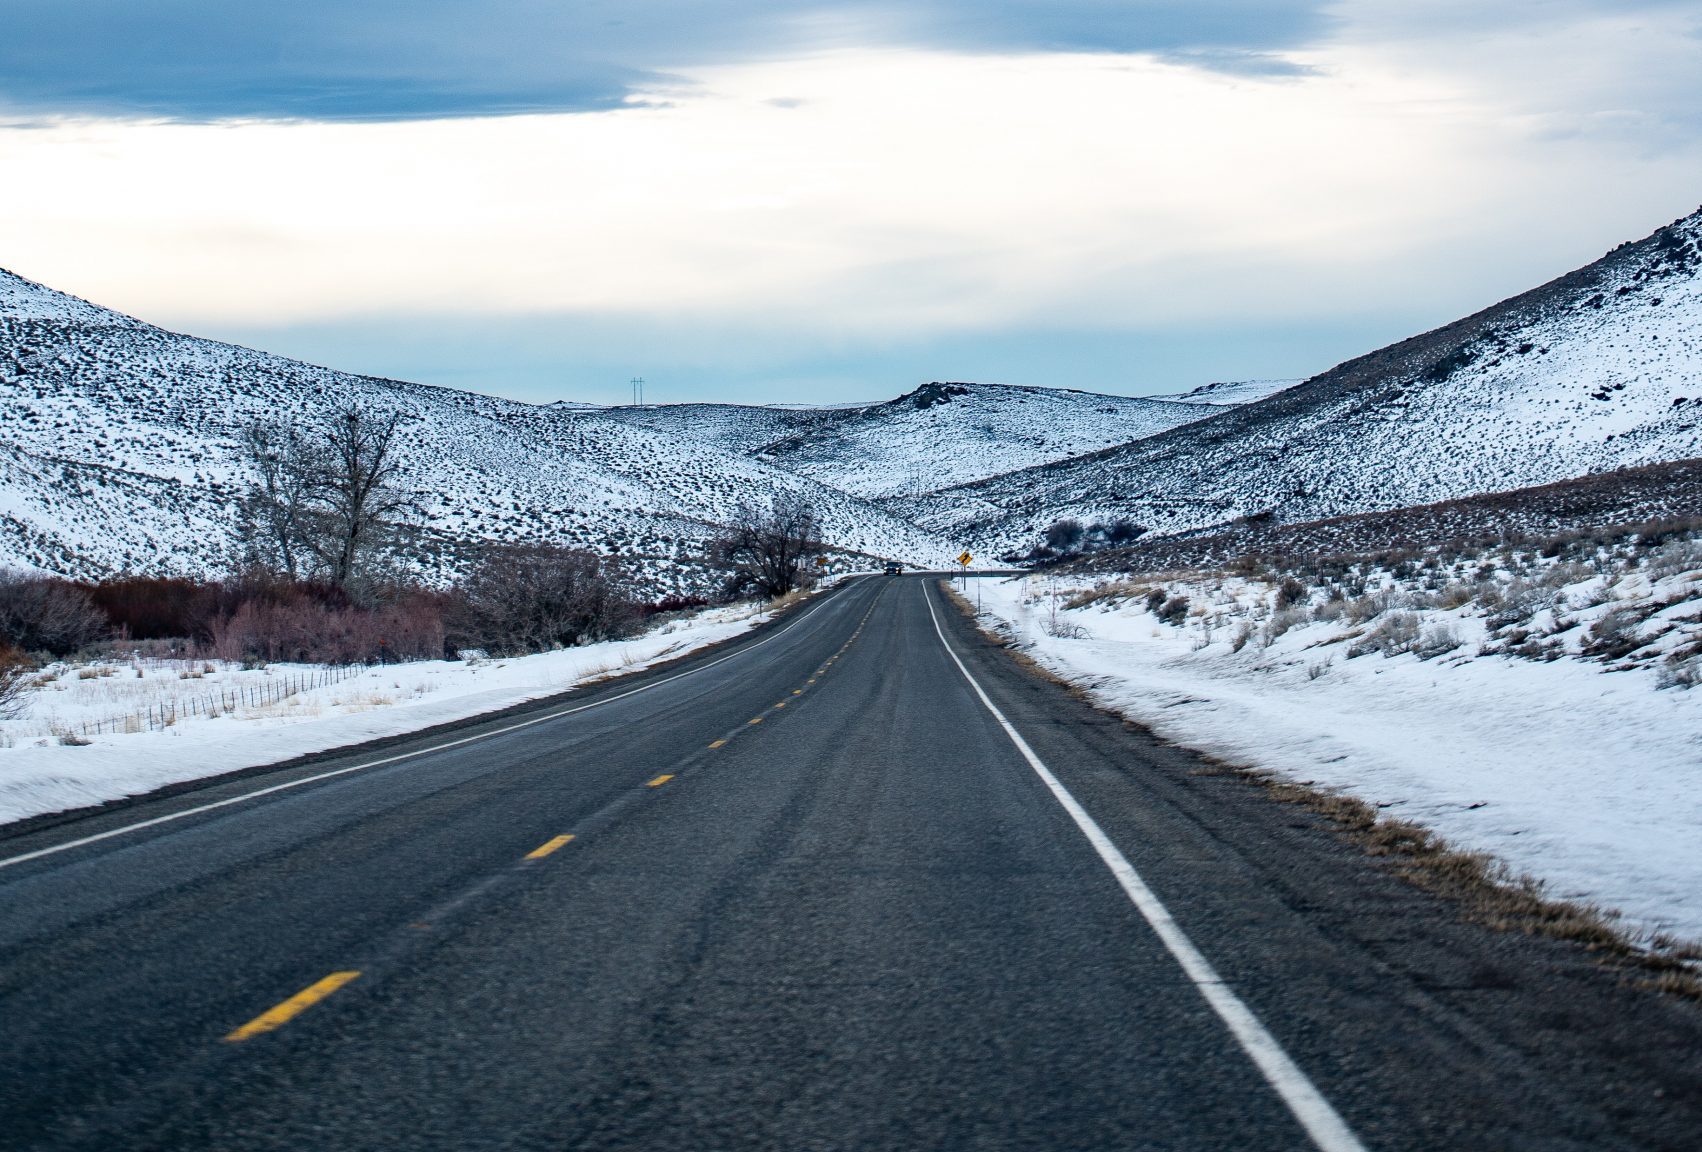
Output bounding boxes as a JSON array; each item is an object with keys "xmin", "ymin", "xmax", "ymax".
[
  {"xmin": 0, "ymin": 579, "xmax": 868, "ymax": 872},
  {"xmin": 923, "ymin": 583, "xmax": 1369, "ymax": 1152}
]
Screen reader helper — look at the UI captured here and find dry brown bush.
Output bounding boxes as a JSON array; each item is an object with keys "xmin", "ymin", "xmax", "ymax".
[
  {"xmin": 0, "ymin": 644, "xmax": 33, "ymax": 719},
  {"xmin": 447, "ymin": 544, "xmax": 638, "ymax": 657},
  {"xmin": 0, "ymin": 571, "xmax": 109, "ymax": 656},
  {"xmin": 211, "ymin": 589, "xmax": 445, "ymax": 666}
]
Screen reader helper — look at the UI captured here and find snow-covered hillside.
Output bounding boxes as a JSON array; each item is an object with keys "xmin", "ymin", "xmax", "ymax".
[
  {"xmin": 917, "ymin": 206, "xmax": 1702, "ymax": 557},
  {"xmin": 591, "ymin": 403, "xmax": 855, "ymax": 456},
  {"xmin": 0, "ymin": 271, "xmax": 953, "ymax": 587},
  {"xmin": 14, "ymin": 203, "xmax": 1702, "ymax": 583},
  {"xmin": 748, "ymin": 381, "xmax": 1211, "ymax": 499},
  {"xmin": 1150, "ymin": 379, "xmax": 1301, "ymax": 406}
]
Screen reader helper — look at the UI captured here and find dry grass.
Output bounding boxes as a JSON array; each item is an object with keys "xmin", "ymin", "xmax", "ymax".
[
  {"xmin": 769, "ymin": 587, "xmax": 809, "ymax": 613},
  {"xmin": 1244, "ymin": 769, "xmax": 1702, "ymax": 999}
]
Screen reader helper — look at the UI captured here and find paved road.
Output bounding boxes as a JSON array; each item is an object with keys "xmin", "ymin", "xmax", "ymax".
[{"xmin": 2, "ymin": 575, "xmax": 1699, "ymax": 1150}]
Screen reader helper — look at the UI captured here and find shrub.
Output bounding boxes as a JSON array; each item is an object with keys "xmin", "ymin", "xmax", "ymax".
[
  {"xmin": 1261, "ymin": 608, "xmax": 1308, "ymax": 646},
  {"xmin": 644, "ymin": 594, "xmax": 710, "ymax": 618},
  {"xmin": 1274, "ymin": 577, "xmax": 1308, "ymax": 610},
  {"xmin": 1154, "ymin": 594, "xmax": 1190, "ymax": 625},
  {"xmin": 1647, "ymin": 538, "xmax": 1702, "ymax": 581},
  {"xmin": 1344, "ymin": 591, "xmax": 1395, "ymax": 624},
  {"xmin": 1657, "ymin": 653, "xmax": 1700, "ymax": 689},
  {"xmin": 1484, "ymin": 579, "xmax": 1547, "ymax": 631},
  {"xmin": 1099, "ymin": 520, "xmax": 1146, "ymax": 547},
  {"xmin": 1582, "ymin": 606, "xmax": 1642, "ymax": 660},
  {"xmin": 1347, "ymin": 611, "xmax": 1420, "ymax": 658},
  {"xmin": 1416, "ymin": 623, "xmax": 1461, "ymax": 660},
  {"xmin": 1436, "ymin": 582, "xmax": 1476, "ymax": 610},
  {"xmin": 0, "ymin": 571, "xmax": 109, "ymax": 656},
  {"xmin": 1045, "ymin": 617, "xmax": 1088, "ymax": 639},
  {"xmin": 0, "ymin": 644, "xmax": 32, "ymax": 719},
  {"xmin": 448, "ymin": 544, "xmax": 638, "ymax": 657},
  {"xmin": 86, "ymin": 576, "xmax": 213, "ymax": 641},
  {"xmin": 211, "ymin": 591, "xmax": 446, "ymax": 666},
  {"xmin": 1044, "ymin": 518, "xmax": 1085, "ymax": 555}
]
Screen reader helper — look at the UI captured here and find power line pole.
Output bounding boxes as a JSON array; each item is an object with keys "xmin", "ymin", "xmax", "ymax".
[{"xmin": 630, "ymin": 376, "xmax": 645, "ymax": 406}]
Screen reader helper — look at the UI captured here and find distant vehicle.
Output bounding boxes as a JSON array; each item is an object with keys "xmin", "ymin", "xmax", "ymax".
[{"xmin": 883, "ymin": 561, "xmax": 904, "ymax": 575}]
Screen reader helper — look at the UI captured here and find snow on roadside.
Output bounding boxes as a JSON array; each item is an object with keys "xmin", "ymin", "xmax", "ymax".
[
  {"xmin": 974, "ymin": 561, "xmax": 1702, "ymax": 947},
  {"xmin": 0, "ymin": 600, "xmax": 781, "ymax": 828}
]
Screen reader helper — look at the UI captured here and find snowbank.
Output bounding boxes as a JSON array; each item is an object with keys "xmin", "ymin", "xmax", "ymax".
[
  {"xmin": 975, "ymin": 568, "xmax": 1702, "ymax": 946},
  {"xmin": 0, "ymin": 602, "xmax": 777, "ymax": 828}
]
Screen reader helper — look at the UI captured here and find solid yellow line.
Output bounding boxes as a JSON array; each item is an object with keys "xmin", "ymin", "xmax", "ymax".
[
  {"xmin": 524, "ymin": 834, "xmax": 575, "ymax": 860},
  {"xmin": 708, "ymin": 739, "xmax": 727, "ymax": 749},
  {"xmin": 225, "ymin": 971, "xmax": 361, "ymax": 1042},
  {"xmin": 647, "ymin": 774, "xmax": 675, "ymax": 787}
]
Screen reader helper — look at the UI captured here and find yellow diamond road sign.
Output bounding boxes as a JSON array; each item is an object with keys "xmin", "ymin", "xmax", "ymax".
[{"xmin": 957, "ymin": 551, "xmax": 973, "ymax": 566}]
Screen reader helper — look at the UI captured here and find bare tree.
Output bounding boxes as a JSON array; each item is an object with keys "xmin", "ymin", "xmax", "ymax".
[
  {"xmin": 236, "ymin": 421, "xmax": 317, "ymax": 580},
  {"xmin": 235, "ymin": 406, "xmax": 413, "ymax": 593},
  {"xmin": 711, "ymin": 494, "xmax": 824, "ymax": 599},
  {"xmin": 317, "ymin": 407, "xmax": 412, "ymax": 590}
]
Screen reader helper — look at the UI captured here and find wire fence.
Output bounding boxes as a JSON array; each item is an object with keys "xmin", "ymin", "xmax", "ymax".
[{"xmin": 75, "ymin": 664, "xmax": 366, "ymax": 737}]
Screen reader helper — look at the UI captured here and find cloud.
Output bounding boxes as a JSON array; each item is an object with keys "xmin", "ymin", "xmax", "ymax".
[
  {"xmin": 3, "ymin": 4, "xmax": 1699, "ymax": 406},
  {"xmin": 0, "ymin": 1, "xmax": 1326, "ymax": 122}
]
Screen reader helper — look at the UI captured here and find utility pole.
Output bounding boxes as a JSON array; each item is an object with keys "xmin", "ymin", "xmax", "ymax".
[{"xmin": 630, "ymin": 376, "xmax": 645, "ymax": 406}]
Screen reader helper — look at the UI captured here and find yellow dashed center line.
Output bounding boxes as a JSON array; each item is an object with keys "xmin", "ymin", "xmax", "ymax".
[
  {"xmin": 218, "ymin": 594, "xmax": 890, "ymax": 1051},
  {"xmin": 225, "ymin": 971, "xmax": 361, "ymax": 1043},
  {"xmin": 524, "ymin": 834, "xmax": 575, "ymax": 860},
  {"xmin": 698, "ymin": 592, "xmax": 885, "ymax": 752}
]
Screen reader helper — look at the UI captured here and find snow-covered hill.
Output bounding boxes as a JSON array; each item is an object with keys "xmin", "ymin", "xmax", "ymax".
[
  {"xmin": 15, "ymin": 203, "xmax": 1700, "ymax": 583},
  {"xmin": 589, "ymin": 402, "xmax": 855, "ymax": 456},
  {"xmin": 0, "ymin": 271, "xmax": 955, "ymax": 588},
  {"xmin": 1150, "ymin": 379, "xmax": 1302, "ymax": 406},
  {"xmin": 916, "ymin": 206, "xmax": 1702, "ymax": 556},
  {"xmin": 745, "ymin": 381, "xmax": 1211, "ymax": 500}
]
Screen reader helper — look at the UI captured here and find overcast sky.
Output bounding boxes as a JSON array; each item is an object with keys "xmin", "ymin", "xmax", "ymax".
[{"xmin": 2, "ymin": 1, "xmax": 1699, "ymax": 405}]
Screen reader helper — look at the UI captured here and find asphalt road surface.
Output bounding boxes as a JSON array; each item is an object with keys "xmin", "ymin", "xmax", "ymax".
[{"xmin": 2, "ymin": 575, "xmax": 1700, "ymax": 1150}]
